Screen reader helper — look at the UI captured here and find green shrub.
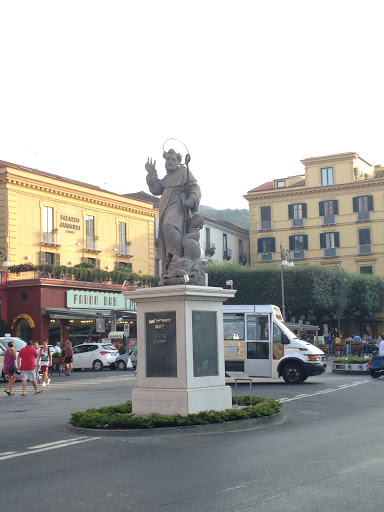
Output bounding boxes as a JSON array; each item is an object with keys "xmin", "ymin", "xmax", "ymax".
[
  {"xmin": 333, "ymin": 357, "xmax": 371, "ymax": 364},
  {"xmin": 69, "ymin": 396, "xmax": 281, "ymax": 430}
]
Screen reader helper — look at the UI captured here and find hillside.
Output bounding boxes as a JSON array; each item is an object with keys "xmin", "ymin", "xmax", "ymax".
[{"xmin": 199, "ymin": 205, "xmax": 250, "ymax": 229}]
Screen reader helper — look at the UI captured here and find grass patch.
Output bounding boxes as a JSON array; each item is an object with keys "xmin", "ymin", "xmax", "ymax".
[{"xmin": 69, "ymin": 395, "xmax": 281, "ymax": 430}]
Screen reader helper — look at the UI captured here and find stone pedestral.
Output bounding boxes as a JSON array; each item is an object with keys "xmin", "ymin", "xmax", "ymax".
[{"xmin": 123, "ymin": 285, "xmax": 236, "ymax": 416}]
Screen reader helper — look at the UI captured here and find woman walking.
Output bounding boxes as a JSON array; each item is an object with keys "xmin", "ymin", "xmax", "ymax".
[
  {"xmin": 4, "ymin": 341, "xmax": 17, "ymax": 396},
  {"xmin": 64, "ymin": 340, "xmax": 73, "ymax": 376}
]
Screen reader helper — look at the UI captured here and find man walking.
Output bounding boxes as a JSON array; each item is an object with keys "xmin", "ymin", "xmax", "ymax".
[{"xmin": 17, "ymin": 340, "xmax": 43, "ymax": 396}]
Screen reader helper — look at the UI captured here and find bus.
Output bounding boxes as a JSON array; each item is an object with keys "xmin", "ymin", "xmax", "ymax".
[{"xmin": 223, "ymin": 305, "xmax": 326, "ymax": 384}]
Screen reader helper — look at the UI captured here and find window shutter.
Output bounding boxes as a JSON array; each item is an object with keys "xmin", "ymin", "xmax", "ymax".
[
  {"xmin": 368, "ymin": 195, "xmax": 374, "ymax": 211},
  {"xmin": 319, "ymin": 202, "xmax": 325, "ymax": 216},
  {"xmin": 303, "ymin": 235, "xmax": 308, "ymax": 250},
  {"xmin": 261, "ymin": 206, "xmax": 271, "ymax": 221},
  {"xmin": 257, "ymin": 239, "xmax": 263, "ymax": 253},
  {"xmin": 54, "ymin": 253, "xmax": 60, "ymax": 266},
  {"xmin": 289, "ymin": 236, "xmax": 295, "ymax": 251},
  {"xmin": 334, "ymin": 232, "xmax": 340, "ymax": 248},
  {"xmin": 359, "ymin": 228, "xmax": 371, "ymax": 245},
  {"xmin": 302, "ymin": 203, "xmax": 307, "ymax": 218},
  {"xmin": 271, "ymin": 238, "xmax": 276, "ymax": 253},
  {"xmin": 320, "ymin": 233, "xmax": 326, "ymax": 249},
  {"xmin": 288, "ymin": 205, "xmax": 294, "ymax": 219},
  {"xmin": 40, "ymin": 251, "xmax": 46, "ymax": 264},
  {"xmin": 96, "ymin": 259, "xmax": 101, "ymax": 269},
  {"xmin": 333, "ymin": 200, "xmax": 339, "ymax": 215},
  {"xmin": 353, "ymin": 197, "xmax": 359, "ymax": 212}
]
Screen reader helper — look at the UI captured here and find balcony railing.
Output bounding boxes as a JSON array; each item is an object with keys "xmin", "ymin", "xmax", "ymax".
[
  {"xmin": 258, "ymin": 220, "xmax": 273, "ymax": 231},
  {"xmin": 223, "ymin": 249, "xmax": 232, "ymax": 261},
  {"xmin": 41, "ymin": 231, "xmax": 62, "ymax": 247},
  {"xmin": 239, "ymin": 254, "xmax": 247, "ymax": 264},
  {"xmin": 292, "ymin": 249, "xmax": 306, "ymax": 260},
  {"xmin": 290, "ymin": 218, "xmax": 305, "ymax": 228},
  {"xmin": 259, "ymin": 252, "xmax": 273, "ymax": 262},
  {"xmin": 85, "ymin": 237, "xmax": 102, "ymax": 252},
  {"xmin": 322, "ymin": 247, "xmax": 338, "ymax": 258},
  {"xmin": 355, "ymin": 211, "xmax": 371, "ymax": 222},
  {"xmin": 321, "ymin": 215, "xmax": 337, "ymax": 226},
  {"xmin": 357, "ymin": 244, "xmax": 373, "ymax": 255},
  {"xmin": 118, "ymin": 243, "xmax": 134, "ymax": 258}
]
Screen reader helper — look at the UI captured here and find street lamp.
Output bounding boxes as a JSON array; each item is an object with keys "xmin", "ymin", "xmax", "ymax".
[
  {"xmin": 0, "ymin": 247, "xmax": 10, "ymax": 267},
  {"xmin": 280, "ymin": 245, "xmax": 294, "ymax": 321},
  {"xmin": 226, "ymin": 280, "xmax": 233, "ymax": 289}
]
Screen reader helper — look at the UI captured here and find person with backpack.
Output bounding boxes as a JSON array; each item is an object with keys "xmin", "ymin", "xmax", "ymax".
[{"xmin": 39, "ymin": 339, "xmax": 52, "ymax": 386}]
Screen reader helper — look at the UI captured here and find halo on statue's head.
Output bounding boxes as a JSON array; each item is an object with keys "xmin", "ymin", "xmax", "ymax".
[{"xmin": 163, "ymin": 138, "xmax": 190, "ymax": 165}]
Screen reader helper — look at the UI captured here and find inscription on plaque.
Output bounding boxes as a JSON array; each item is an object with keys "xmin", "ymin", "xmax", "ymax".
[
  {"xmin": 192, "ymin": 311, "xmax": 218, "ymax": 377},
  {"xmin": 145, "ymin": 311, "xmax": 177, "ymax": 377}
]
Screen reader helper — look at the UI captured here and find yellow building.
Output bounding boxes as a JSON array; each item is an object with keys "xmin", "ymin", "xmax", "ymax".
[
  {"xmin": 245, "ymin": 152, "xmax": 384, "ymax": 276},
  {"xmin": 0, "ymin": 160, "xmax": 156, "ymax": 274}
]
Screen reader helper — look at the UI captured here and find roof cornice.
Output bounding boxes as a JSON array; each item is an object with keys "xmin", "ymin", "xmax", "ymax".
[{"xmin": 300, "ymin": 152, "xmax": 365, "ymax": 166}]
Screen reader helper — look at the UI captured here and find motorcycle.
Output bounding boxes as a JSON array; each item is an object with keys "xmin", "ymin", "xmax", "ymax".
[{"xmin": 368, "ymin": 356, "xmax": 384, "ymax": 378}]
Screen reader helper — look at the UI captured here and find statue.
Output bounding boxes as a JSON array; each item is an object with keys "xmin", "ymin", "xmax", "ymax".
[{"xmin": 145, "ymin": 149, "xmax": 206, "ymax": 286}]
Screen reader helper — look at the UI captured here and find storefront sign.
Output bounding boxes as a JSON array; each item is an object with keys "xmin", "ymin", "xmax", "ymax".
[
  {"xmin": 59, "ymin": 214, "xmax": 81, "ymax": 231},
  {"xmin": 66, "ymin": 290, "xmax": 137, "ymax": 311}
]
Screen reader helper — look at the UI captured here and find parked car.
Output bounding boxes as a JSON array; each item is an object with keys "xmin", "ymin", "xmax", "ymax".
[
  {"xmin": 0, "ymin": 336, "xmax": 27, "ymax": 382},
  {"xmin": 72, "ymin": 342, "xmax": 119, "ymax": 371},
  {"xmin": 115, "ymin": 351, "xmax": 136, "ymax": 371}
]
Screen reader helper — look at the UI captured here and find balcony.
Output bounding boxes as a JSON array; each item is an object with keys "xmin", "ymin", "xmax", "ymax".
[
  {"xmin": 84, "ymin": 237, "xmax": 102, "ymax": 253},
  {"xmin": 290, "ymin": 218, "xmax": 305, "ymax": 228},
  {"xmin": 292, "ymin": 249, "xmax": 306, "ymax": 260},
  {"xmin": 41, "ymin": 230, "xmax": 62, "ymax": 247},
  {"xmin": 322, "ymin": 247, "xmax": 338, "ymax": 258},
  {"xmin": 321, "ymin": 215, "xmax": 337, "ymax": 226},
  {"xmin": 355, "ymin": 211, "xmax": 371, "ymax": 222},
  {"xmin": 259, "ymin": 252, "xmax": 273, "ymax": 262},
  {"xmin": 258, "ymin": 220, "xmax": 273, "ymax": 231},
  {"xmin": 357, "ymin": 244, "xmax": 373, "ymax": 255},
  {"xmin": 118, "ymin": 242, "xmax": 134, "ymax": 258},
  {"xmin": 239, "ymin": 254, "xmax": 247, "ymax": 264},
  {"xmin": 223, "ymin": 248, "xmax": 232, "ymax": 261}
]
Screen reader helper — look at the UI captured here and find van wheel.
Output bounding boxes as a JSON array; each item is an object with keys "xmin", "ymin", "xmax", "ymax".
[
  {"xmin": 93, "ymin": 360, "xmax": 103, "ymax": 371},
  {"xmin": 282, "ymin": 363, "xmax": 304, "ymax": 384},
  {"xmin": 370, "ymin": 370, "xmax": 380, "ymax": 379}
]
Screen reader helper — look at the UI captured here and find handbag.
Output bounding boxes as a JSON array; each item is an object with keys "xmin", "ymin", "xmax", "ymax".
[{"xmin": 8, "ymin": 364, "xmax": 17, "ymax": 373}]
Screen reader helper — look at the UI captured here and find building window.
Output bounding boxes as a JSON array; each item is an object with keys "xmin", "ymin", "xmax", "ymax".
[
  {"xmin": 117, "ymin": 262, "xmax": 132, "ymax": 269},
  {"xmin": 319, "ymin": 200, "xmax": 338, "ymax": 225},
  {"xmin": 257, "ymin": 237, "xmax": 275, "ymax": 262},
  {"xmin": 276, "ymin": 180, "xmax": 285, "ymax": 188},
  {"xmin": 239, "ymin": 239, "xmax": 246, "ymax": 264},
  {"xmin": 360, "ymin": 266, "xmax": 373, "ymax": 274},
  {"xmin": 320, "ymin": 232, "xmax": 339, "ymax": 258},
  {"xmin": 87, "ymin": 258, "xmax": 96, "ymax": 266},
  {"xmin": 353, "ymin": 195, "xmax": 373, "ymax": 222},
  {"xmin": 206, "ymin": 227, "xmax": 211, "ymax": 249},
  {"xmin": 321, "ymin": 167, "xmax": 333, "ymax": 186},
  {"xmin": 119, "ymin": 222, "xmax": 127, "ymax": 255},
  {"xmin": 85, "ymin": 215, "xmax": 95, "ymax": 249},
  {"xmin": 288, "ymin": 203, "xmax": 307, "ymax": 228},
  {"xmin": 289, "ymin": 235, "xmax": 308, "ymax": 259},
  {"xmin": 43, "ymin": 206, "xmax": 54, "ymax": 243},
  {"xmin": 260, "ymin": 206, "xmax": 272, "ymax": 230},
  {"xmin": 44, "ymin": 252, "xmax": 54, "ymax": 264},
  {"xmin": 223, "ymin": 234, "xmax": 231, "ymax": 260},
  {"xmin": 357, "ymin": 228, "xmax": 373, "ymax": 255}
]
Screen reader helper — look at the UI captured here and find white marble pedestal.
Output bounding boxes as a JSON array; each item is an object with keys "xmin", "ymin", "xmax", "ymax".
[{"xmin": 123, "ymin": 285, "xmax": 236, "ymax": 416}]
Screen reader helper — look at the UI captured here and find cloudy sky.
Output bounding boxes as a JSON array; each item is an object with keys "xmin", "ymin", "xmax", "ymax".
[{"xmin": 1, "ymin": 1, "xmax": 383, "ymax": 209}]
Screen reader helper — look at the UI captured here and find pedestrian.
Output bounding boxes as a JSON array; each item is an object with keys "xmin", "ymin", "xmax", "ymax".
[
  {"xmin": 17, "ymin": 340, "xmax": 43, "ymax": 396},
  {"xmin": 34, "ymin": 341, "xmax": 41, "ymax": 383},
  {"xmin": 3, "ymin": 340, "xmax": 17, "ymax": 396},
  {"xmin": 327, "ymin": 333, "xmax": 334, "ymax": 356},
  {"xmin": 131, "ymin": 342, "xmax": 138, "ymax": 376},
  {"xmin": 64, "ymin": 340, "xmax": 73, "ymax": 376},
  {"xmin": 345, "ymin": 335, "xmax": 352, "ymax": 355},
  {"xmin": 53, "ymin": 341, "xmax": 61, "ymax": 354},
  {"xmin": 39, "ymin": 339, "xmax": 52, "ymax": 386},
  {"xmin": 379, "ymin": 333, "xmax": 384, "ymax": 357}
]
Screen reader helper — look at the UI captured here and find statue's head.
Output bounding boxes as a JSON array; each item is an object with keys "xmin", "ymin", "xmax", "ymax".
[{"xmin": 163, "ymin": 149, "xmax": 182, "ymax": 173}]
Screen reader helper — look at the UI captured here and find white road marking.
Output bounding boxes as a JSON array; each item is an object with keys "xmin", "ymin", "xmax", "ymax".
[
  {"xmin": 0, "ymin": 451, "xmax": 17, "ymax": 456},
  {"xmin": 0, "ymin": 438, "xmax": 100, "ymax": 461},
  {"xmin": 279, "ymin": 378, "xmax": 371, "ymax": 403},
  {"xmin": 28, "ymin": 437, "xmax": 86, "ymax": 449}
]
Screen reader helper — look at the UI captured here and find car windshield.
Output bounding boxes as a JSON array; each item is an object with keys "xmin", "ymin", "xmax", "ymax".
[
  {"xmin": 0, "ymin": 338, "xmax": 27, "ymax": 352},
  {"xmin": 102, "ymin": 344, "xmax": 117, "ymax": 351}
]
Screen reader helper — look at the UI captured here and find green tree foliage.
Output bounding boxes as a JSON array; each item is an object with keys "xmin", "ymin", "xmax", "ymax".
[
  {"xmin": 198, "ymin": 205, "xmax": 250, "ymax": 229},
  {"xmin": 344, "ymin": 274, "xmax": 384, "ymax": 328}
]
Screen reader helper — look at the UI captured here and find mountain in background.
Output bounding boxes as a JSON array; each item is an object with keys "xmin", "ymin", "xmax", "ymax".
[{"xmin": 199, "ymin": 205, "xmax": 250, "ymax": 229}]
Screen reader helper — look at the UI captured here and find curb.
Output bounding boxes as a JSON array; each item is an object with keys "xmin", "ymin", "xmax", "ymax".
[{"xmin": 67, "ymin": 411, "xmax": 285, "ymax": 437}]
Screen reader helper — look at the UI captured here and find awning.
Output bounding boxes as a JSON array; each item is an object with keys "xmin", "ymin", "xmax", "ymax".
[{"xmin": 42, "ymin": 308, "xmax": 137, "ymax": 320}]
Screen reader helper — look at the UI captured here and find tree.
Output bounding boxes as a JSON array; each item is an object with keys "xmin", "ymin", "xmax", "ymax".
[{"xmin": 344, "ymin": 274, "xmax": 384, "ymax": 333}]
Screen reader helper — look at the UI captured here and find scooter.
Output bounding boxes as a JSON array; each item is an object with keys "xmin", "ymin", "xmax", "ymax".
[{"xmin": 368, "ymin": 356, "xmax": 384, "ymax": 378}]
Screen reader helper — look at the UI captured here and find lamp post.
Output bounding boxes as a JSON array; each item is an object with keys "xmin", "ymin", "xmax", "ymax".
[
  {"xmin": 0, "ymin": 247, "xmax": 10, "ymax": 267},
  {"xmin": 280, "ymin": 245, "xmax": 294, "ymax": 321}
]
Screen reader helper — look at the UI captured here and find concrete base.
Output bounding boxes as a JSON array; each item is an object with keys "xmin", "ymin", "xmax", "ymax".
[{"xmin": 132, "ymin": 385, "xmax": 232, "ymax": 416}]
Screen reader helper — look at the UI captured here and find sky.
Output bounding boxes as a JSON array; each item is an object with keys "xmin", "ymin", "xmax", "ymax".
[{"xmin": 1, "ymin": 0, "xmax": 384, "ymax": 210}]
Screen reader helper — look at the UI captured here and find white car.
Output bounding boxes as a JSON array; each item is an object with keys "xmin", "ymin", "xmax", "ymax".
[
  {"xmin": 0, "ymin": 336, "xmax": 27, "ymax": 382},
  {"xmin": 72, "ymin": 342, "xmax": 119, "ymax": 371}
]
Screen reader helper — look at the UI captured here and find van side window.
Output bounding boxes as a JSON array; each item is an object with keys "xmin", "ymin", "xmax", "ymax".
[
  {"xmin": 273, "ymin": 323, "xmax": 284, "ymax": 342},
  {"xmin": 247, "ymin": 315, "xmax": 269, "ymax": 340},
  {"xmin": 223, "ymin": 314, "xmax": 244, "ymax": 340}
]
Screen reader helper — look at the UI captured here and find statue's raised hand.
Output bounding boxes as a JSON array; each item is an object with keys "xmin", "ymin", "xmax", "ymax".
[{"xmin": 145, "ymin": 158, "xmax": 157, "ymax": 173}]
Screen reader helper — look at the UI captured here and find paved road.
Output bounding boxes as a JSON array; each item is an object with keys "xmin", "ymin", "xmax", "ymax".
[{"xmin": 1, "ymin": 365, "xmax": 384, "ymax": 512}]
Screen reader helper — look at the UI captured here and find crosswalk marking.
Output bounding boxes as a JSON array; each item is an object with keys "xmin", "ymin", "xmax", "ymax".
[
  {"xmin": 279, "ymin": 378, "xmax": 371, "ymax": 403},
  {"xmin": 0, "ymin": 438, "xmax": 100, "ymax": 461}
]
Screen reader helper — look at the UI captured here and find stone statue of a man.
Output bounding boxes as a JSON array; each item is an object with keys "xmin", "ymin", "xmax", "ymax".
[{"xmin": 145, "ymin": 149, "xmax": 202, "ymax": 280}]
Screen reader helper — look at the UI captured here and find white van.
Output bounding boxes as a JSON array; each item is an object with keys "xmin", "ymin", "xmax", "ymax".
[{"xmin": 223, "ymin": 305, "xmax": 326, "ymax": 384}]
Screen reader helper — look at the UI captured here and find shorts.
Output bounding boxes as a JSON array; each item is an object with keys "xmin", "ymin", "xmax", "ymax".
[
  {"xmin": 4, "ymin": 368, "xmax": 15, "ymax": 377},
  {"xmin": 22, "ymin": 370, "xmax": 36, "ymax": 381},
  {"xmin": 64, "ymin": 356, "xmax": 73, "ymax": 364},
  {"xmin": 41, "ymin": 365, "xmax": 49, "ymax": 373}
]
